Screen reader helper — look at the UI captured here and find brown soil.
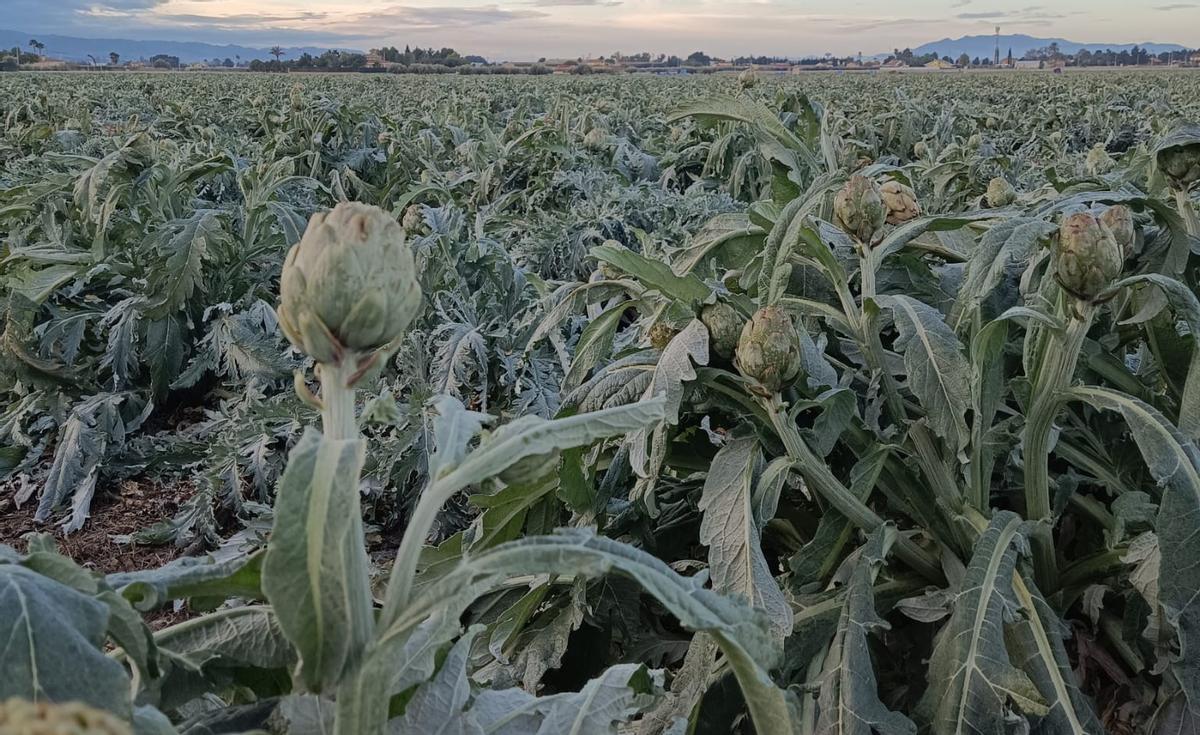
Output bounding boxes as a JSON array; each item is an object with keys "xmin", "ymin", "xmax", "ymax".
[{"xmin": 0, "ymin": 479, "xmax": 193, "ymax": 575}]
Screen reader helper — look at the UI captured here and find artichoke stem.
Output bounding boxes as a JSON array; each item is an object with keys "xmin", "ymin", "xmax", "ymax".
[
  {"xmin": 319, "ymin": 360, "xmax": 359, "ymax": 440},
  {"xmin": 1023, "ymin": 303, "xmax": 1093, "ymax": 591}
]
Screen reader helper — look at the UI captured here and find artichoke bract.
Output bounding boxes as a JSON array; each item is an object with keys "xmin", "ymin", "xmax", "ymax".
[
  {"xmin": 834, "ymin": 175, "xmax": 886, "ymax": 243},
  {"xmin": 278, "ymin": 202, "xmax": 422, "ymax": 365},
  {"xmin": 880, "ymin": 180, "xmax": 921, "ymax": 225},
  {"xmin": 1055, "ymin": 212, "xmax": 1124, "ymax": 300},
  {"xmin": 1099, "ymin": 205, "xmax": 1136, "ymax": 258},
  {"xmin": 0, "ymin": 698, "xmax": 132, "ymax": 735},
  {"xmin": 735, "ymin": 306, "xmax": 801, "ymax": 394},
  {"xmin": 701, "ymin": 301, "xmax": 745, "ymax": 361},
  {"xmin": 1155, "ymin": 124, "xmax": 1200, "ymax": 190},
  {"xmin": 986, "ymin": 177, "xmax": 1016, "ymax": 208}
]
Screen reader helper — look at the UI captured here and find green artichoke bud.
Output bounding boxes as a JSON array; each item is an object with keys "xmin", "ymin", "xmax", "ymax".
[
  {"xmin": 1085, "ymin": 144, "xmax": 1115, "ymax": 176},
  {"xmin": 968, "ymin": 133, "xmax": 983, "ymax": 148},
  {"xmin": 913, "ymin": 141, "xmax": 929, "ymax": 158},
  {"xmin": 735, "ymin": 306, "xmax": 801, "ymax": 394},
  {"xmin": 1055, "ymin": 212, "xmax": 1124, "ymax": 300},
  {"xmin": 700, "ymin": 301, "xmax": 745, "ymax": 361},
  {"xmin": 986, "ymin": 177, "xmax": 1016, "ymax": 208},
  {"xmin": 738, "ymin": 69, "xmax": 759, "ymax": 89},
  {"xmin": 0, "ymin": 698, "xmax": 132, "ymax": 735},
  {"xmin": 1099, "ymin": 205, "xmax": 1136, "ymax": 258},
  {"xmin": 1155, "ymin": 125, "xmax": 1200, "ymax": 190},
  {"xmin": 278, "ymin": 202, "xmax": 422, "ymax": 365},
  {"xmin": 880, "ymin": 180, "xmax": 921, "ymax": 225},
  {"xmin": 834, "ymin": 175, "xmax": 886, "ymax": 243},
  {"xmin": 487, "ymin": 419, "xmax": 561, "ymax": 485}
]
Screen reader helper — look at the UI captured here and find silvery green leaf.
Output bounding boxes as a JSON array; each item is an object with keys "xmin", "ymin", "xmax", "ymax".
[
  {"xmin": 261, "ymin": 428, "xmax": 374, "ymax": 693},
  {"xmin": 699, "ymin": 433, "xmax": 792, "ymax": 643},
  {"xmin": 153, "ymin": 605, "xmax": 295, "ymax": 672},
  {"xmin": 920, "ymin": 512, "xmax": 1047, "ymax": 734},
  {"xmin": 877, "ymin": 295, "xmax": 971, "ymax": 455},
  {"xmin": 0, "ymin": 564, "xmax": 131, "ymax": 716},
  {"xmin": 815, "ymin": 526, "xmax": 916, "ymax": 735},
  {"xmin": 428, "ymin": 393, "xmax": 493, "ymax": 480},
  {"xmin": 951, "ymin": 218, "xmax": 1056, "ymax": 331},
  {"xmin": 393, "ymin": 627, "xmax": 483, "ymax": 735},
  {"xmin": 1067, "ymin": 387, "xmax": 1200, "ymax": 728},
  {"xmin": 533, "ymin": 664, "xmax": 662, "ymax": 735}
]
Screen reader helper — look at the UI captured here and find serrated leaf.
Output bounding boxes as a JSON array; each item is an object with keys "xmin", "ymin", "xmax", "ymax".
[
  {"xmin": 699, "ymin": 433, "xmax": 792, "ymax": 643},
  {"xmin": 877, "ymin": 295, "xmax": 971, "ymax": 455},
  {"xmin": 921, "ymin": 512, "xmax": 1047, "ymax": 734}
]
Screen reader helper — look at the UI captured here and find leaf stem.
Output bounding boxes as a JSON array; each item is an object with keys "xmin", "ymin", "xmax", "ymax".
[{"xmin": 1023, "ymin": 302, "xmax": 1093, "ymax": 590}]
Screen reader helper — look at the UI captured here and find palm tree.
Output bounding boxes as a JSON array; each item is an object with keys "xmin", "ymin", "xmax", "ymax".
[
  {"xmin": 109, "ymin": 52, "xmax": 120, "ymax": 67},
  {"xmin": 269, "ymin": 46, "xmax": 285, "ymax": 61},
  {"xmin": 28, "ymin": 39, "xmax": 44, "ymax": 58}
]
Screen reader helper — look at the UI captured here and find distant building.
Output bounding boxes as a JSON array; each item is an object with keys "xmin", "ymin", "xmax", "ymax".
[
  {"xmin": 1015, "ymin": 59, "xmax": 1044, "ymax": 70},
  {"xmin": 925, "ymin": 59, "xmax": 955, "ymax": 70},
  {"xmin": 882, "ymin": 59, "xmax": 906, "ymax": 70}
]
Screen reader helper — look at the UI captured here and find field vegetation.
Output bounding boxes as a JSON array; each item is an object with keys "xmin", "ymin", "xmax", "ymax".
[{"xmin": 2, "ymin": 70, "xmax": 1200, "ymax": 734}]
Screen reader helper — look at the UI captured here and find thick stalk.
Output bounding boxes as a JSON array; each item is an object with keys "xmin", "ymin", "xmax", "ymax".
[
  {"xmin": 319, "ymin": 361, "xmax": 359, "ymax": 440},
  {"xmin": 763, "ymin": 396, "xmax": 943, "ymax": 582},
  {"xmin": 1023, "ymin": 306, "xmax": 1093, "ymax": 590}
]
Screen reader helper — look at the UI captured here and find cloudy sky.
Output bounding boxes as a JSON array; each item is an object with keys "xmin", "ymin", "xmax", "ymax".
[{"xmin": 8, "ymin": 0, "xmax": 1200, "ymax": 59}]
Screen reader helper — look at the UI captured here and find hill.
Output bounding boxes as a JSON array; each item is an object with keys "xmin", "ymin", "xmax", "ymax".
[
  {"xmin": 0, "ymin": 29, "xmax": 358, "ymax": 64},
  {"xmin": 901, "ymin": 34, "xmax": 1187, "ymax": 61}
]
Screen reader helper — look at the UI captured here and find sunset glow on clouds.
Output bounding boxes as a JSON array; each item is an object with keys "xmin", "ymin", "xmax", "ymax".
[{"xmin": 9, "ymin": 0, "xmax": 1200, "ymax": 60}]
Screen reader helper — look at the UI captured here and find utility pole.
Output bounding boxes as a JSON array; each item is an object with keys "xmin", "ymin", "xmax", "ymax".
[{"xmin": 994, "ymin": 25, "xmax": 1001, "ymax": 67}]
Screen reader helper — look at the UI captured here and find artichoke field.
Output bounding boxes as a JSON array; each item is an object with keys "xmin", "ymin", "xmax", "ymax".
[{"xmin": 2, "ymin": 70, "xmax": 1200, "ymax": 735}]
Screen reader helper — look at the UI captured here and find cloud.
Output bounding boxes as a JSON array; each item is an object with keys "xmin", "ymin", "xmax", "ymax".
[
  {"xmin": 1153, "ymin": 2, "xmax": 1196, "ymax": 8},
  {"xmin": 531, "ymin": 0, "xmax": 622, "ymax": 6}
]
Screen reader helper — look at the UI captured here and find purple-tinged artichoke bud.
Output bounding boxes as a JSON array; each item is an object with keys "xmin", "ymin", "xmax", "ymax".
[
  {"xmin": 278, "ymin": 202, "xmax": 422, "ymax": 365},
  {"xmin": 735, "ymin": 306, "xmax": 801, "ymax": 394},
  {"xmin": 834, "ymin": 175, "xmax": 886, "ymax": 243},
  {"xmin": 649, "ymin": 323, "xmax": 678, "ymax": 350},
  {"xmin": 880, "ymin": 180, "xmax": 921, "ymax": 225},
  {"xmin": 1055, "ymin": 212, "xmax": 1124, "ymax": 300},
  {"xmin": 986, "ymin": 177, "xmax": 1016, "ymax": 208},
  {"xmin": 1099, "ymin": 205, "xmax": 1136, "ymax": 259},
  {"xmin": 701, "ymin": 301, "xmax": 745, "ymax": 361}
]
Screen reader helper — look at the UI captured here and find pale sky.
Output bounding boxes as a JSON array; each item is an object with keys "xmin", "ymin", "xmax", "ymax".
[{"xmin": 8, "ymin": 0, "xmax": 1200, "ymax": 60}]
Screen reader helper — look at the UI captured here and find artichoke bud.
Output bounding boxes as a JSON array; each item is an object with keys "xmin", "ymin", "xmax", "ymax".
[
  {"xmin": 1086, "ymin": 144, "xmax": 1115, "ymax": 176},
  {"xmin": 401, "ymin": 204, "xmax": 425, "ymax": 234},
  {"xmin": 700, "ymin": 301, "xmax": 745, "ymax": 361},
  {"xmin": 986, "ymin": 177, "xmax": 1016, "ymax": 208},
  {"xmin": 0, "ymin": 698, "xmax": 132, "ymax": 735},
  {"xmin": 278, "ymin": 202, "xmax": 422, "ymax": 365},
  {"xmin": 880, "ymin": 180, "xmax": 921, "ymax": 225},
  {"xmin": 1099, "ymin": 205, "xmax": 1136, "ymax": 258},
  {"xmin": 834, "ymin": 175, "xmax": 886, "ymax": 244},
  {"xmin": 1054, "ymin": 212, "xmax": 1124, "ymax": 300},
  {"xmin": 583, "ymin": 128, "xmax": 611, "ymax": 152},
  {"xmin": 913, "ymin": 141, "xmax": 929, "ymax": 158},
  {"xmin": 735, "ymin": 306, "xmax": 801, "ymax": 394},
  {"xmin": 738, "ymin": 69, "xmax": 759, "ymax": 88},
  {"xmin": 1155, "ymin": 125, "xmax": 1200, "ymax": 190}
]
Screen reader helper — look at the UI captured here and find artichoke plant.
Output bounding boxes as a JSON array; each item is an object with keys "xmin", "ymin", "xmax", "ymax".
[
  {"xmin": 278, "ymin": 202, "xmax": 422, "ymax": 369},
  {"xmin": 1054, "ymin": 211, "xmax": 1124, "ymax": 300},
  {"xmin": 701, "ymin": 301, "xmax": 745, "ymax": 360},
  {"xmin": 880, "ymin": 180, "xmax": 921, "ymax": 225},
  {"xmin": 834, "ymin": 175, "xmax": 886, "ymax": 243},
  {"xmin": 735, "ymin": 306, "xmax": 801, "ymax": 394},
  {"xmin": 1085, "ymin": 144, "xmax": 1115, "ymax": 176}
]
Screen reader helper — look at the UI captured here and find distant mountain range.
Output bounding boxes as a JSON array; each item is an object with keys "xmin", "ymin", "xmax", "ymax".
[
  {"xmin": 898, "ymin": 34, "xmax": 1189, "ymax": 61},
  {"xmin": 0, "ymin": 29, "xmax": 359, "ymax": 64}
]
